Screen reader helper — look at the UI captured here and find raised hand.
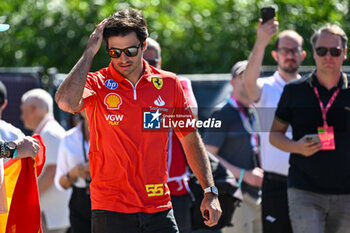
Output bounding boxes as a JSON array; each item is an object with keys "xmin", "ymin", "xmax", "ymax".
[
  {"xmin": 256, "ymin": 17, "xmax": 279, "ymax": 48},
  {"xmin": 85, "ymin": 18, "xmax": 109, "ymax": 57}
]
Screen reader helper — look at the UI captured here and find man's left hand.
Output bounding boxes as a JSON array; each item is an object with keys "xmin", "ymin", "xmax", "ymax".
[{"xmin": 200, "ymin": 193, "xmax": 222, "ymax": 227}]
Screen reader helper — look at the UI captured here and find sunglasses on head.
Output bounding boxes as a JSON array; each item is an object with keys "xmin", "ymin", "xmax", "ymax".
[
  {"xmin": 315, "ymin": 47, "xmax": 343, "ymax": 57},
  {"xmin": 107, "ymin": 42, "xmax": 143, "ymax": 58}
]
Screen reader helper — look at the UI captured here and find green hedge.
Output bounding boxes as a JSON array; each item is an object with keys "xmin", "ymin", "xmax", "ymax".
[{"xmin": 0, "ymin": 0, "xmax": 349, "ymax": 74}]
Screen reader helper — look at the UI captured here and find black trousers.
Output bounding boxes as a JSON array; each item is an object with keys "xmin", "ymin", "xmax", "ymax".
[
  {"xmin": 171, "ymin": 194, "xmax": 192, "ymax": 233},
  {"xmin": 261, "ymin": 172, "xmax": 293, "ymax": 233},
  {"xmin": 69, "ymin": 186, "xmax": 91, "ymax": 233},
  {"xmin": 92, "ymin": 208, "xmax": 179, "ymax": 233}
]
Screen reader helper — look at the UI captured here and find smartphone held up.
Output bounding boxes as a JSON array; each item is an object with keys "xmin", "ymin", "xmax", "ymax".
[{"xmin": 261, "ymin": 6, "xmax": 276, "ymax": 24}]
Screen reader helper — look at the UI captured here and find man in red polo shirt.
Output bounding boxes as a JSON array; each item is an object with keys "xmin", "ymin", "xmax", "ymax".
[{"xmin": 56, "ymin": 8, "xmax": 221, "ymax": 233}]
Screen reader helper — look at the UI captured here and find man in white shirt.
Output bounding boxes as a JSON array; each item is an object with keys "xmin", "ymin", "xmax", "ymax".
[
  {"xmin": 21, "ymin": 88, "xmax": 70, "ymax": 233},
  {"xmin": 244, "ymin": 17, "xmax": 306, "ymax": 233}
]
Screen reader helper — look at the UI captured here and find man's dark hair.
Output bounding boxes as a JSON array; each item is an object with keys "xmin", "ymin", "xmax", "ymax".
[
  {"xmin": 103, "ymin": 8, "xmax": 148, "ymax": 49},
  {"xmin": 0, "ymin": 81, "xmax": 7, "ymax": 107}
]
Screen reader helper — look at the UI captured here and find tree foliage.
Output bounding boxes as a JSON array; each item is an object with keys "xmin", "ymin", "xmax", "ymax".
[{"xmin": 0, "ymin": 0, "xmax": 349, "ymax": 74}]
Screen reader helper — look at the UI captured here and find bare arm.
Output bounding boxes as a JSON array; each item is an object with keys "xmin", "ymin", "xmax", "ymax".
[
  {"xmin": 206, "ymin": 145, "xmax": 263, "ymax": 187},
  {"xmin": 59, "ymin": 164, "xmax": 90, "ymax": 189},
  {"xmin": 38, "ymin": 164, "xmax": 56, "ymax": 195},
  {"xmin": 179, "ymin": 131, "xmax": 222, "ymax": 227},
  {"xmin": 244, "ymin": 18, "xmax": 278, "ymax": 102},
  {"xmin": 55, "ymin": 19, "xmax": 108, "ymax": 113},
  {"xmin": 269, "ymin": 117, "xmax": 322, "ymax": 156}
]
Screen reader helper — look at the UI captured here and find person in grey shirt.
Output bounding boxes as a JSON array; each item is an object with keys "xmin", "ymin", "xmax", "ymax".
[{"xmin": 204, "ymin": 60, "xmax": 263, "ymax": 233}]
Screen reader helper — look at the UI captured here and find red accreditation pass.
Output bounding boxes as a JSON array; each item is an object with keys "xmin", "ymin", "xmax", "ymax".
[{"xmin": 317, "ymin": 125, "xmax": 335, "ymax": 150}]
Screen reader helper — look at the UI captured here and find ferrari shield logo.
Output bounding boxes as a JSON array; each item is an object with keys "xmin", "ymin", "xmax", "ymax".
[{"xmin": 152, "ymin": 77, "xmax": 163, "ymax": 90}]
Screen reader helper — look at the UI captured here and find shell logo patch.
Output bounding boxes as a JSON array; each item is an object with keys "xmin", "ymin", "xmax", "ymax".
[
  {"xmin": 104, "ymin": 93, "xmax": 122, "ymax": 110},
  {"xmin": 152, "ymin": 77, "xmax": 163, "ymax": 90}
]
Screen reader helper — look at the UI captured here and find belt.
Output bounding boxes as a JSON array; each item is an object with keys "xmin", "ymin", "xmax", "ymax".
[{"xmin": 264, "ymin": 171, "xmax": 287, "ymax": 183}]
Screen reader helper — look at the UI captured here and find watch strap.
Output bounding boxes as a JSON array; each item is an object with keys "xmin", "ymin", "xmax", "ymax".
[
  {"xmin": 204, "ymin": 186, "xmax": 219, "ymax": 196},
  {"xmin": 5, "ymin": 141, "xmax": 17, "ymax": 159},
  {"xmin": 0, "ymin": 140, "xmax": 6, "ymax": 158},
  {"xmin": 12, "ymin": 148, "xmax": 18, "ymax": 159}
]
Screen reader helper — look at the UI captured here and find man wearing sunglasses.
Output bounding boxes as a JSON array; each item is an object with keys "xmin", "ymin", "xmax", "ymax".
[
  {"xmin": 270, "ymin": 24, "xmax": 350, "ymax": 233},
  {"xmin": 244, "ymin": 17, "xmax": 306, "ymax": 233},
  {"xmin": 55, "ymin": 8, "xmax": 221, "ymax": 233}
]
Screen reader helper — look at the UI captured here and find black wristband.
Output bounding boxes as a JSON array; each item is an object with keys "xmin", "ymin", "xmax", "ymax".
[{"xmin": 0, "ymin": 140, "xmax": 7, "ymax": 158}]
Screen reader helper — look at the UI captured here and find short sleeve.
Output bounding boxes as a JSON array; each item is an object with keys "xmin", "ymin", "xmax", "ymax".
[
  {"xmin": 178, "ymin": 77, "xmax": 198, "ymax": 115},
  {"xmin": 203, "ymin": 110, "xmax": 229, "ymax": 148},
  {"xmin": 172, "ymin": 77, "xmax": 196, "ymax": 138},
  {"xmin": 275, "ymin": 85, "xmax": 293, "ymax": 123},
  {"xmin": 82, "ymin": 73, "xmax": 98, "ymax": 110}
]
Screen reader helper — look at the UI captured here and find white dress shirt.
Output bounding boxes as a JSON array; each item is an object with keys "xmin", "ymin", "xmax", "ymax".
[
  {"xmin": 55, "ymin": 122, "xmax": 90, "ymax": 190},
  {"xmin": 35, "ymin": 115, "xmax": 71, "ymax": 230}
]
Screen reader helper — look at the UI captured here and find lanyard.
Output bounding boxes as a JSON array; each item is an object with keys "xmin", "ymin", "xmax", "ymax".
[
  {"xmin": 313, "ymin": 87, "xmax": 339, "ymax": 126},
  {"xmin": 35, "ymin": 118, "xmax": 55, "ymax": 134},
  {"xmin": 274, "ymin": 75, "xmax": 284, "ymax": 89},
  {"xmin": 228, "ymin": 96, "xmax": 260, "ymax": 165},
  {"xmin": 229, "ymin": 96, "xmax": 248, "ymax": 118}
]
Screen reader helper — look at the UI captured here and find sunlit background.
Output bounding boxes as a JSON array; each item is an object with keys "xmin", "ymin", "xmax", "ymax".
[{"xmin": 1, "ymin": 0, "xmax": 349, "ymax": 77}]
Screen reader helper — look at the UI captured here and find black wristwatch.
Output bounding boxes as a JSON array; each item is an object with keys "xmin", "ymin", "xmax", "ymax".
[
  {"xmin": 5, "ymin": 141, "xmax": 17, "ymax": 158},
  {"xmin": 204, "ymin": 186, "xmax": 219, "ymax": 196},
  {"xmin": 0, "ymin": 140, "xmax": 6, "ymax": 158}
]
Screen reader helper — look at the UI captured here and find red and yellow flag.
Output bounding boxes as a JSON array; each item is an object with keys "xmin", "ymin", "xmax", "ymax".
[{"xmin": 0, "ymin": 134, "xmax": 46, "ymax": 233}]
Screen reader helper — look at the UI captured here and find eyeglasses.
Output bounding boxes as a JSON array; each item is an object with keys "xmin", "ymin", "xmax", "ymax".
[
  {"xmin": 107, "ymin": 42, "xmax": 143, "ymax": 58},
  {"xmin": 315, "ymin": 47, "xmax": 343, "ymax": 57},
  {"xmin": 145, "ymin": 59, "xmax": 159, "ymax": 67},
  {"xmin": 276, "ymin": 47, "xmax": 302, "ymax": 56}
]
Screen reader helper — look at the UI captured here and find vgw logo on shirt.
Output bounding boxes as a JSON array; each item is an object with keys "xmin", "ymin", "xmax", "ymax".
[
  {"xmin": 105, "ymin": 114, "xmax": 124, "ymax": 126},
  {"xmin": 105, "ymin": 79, "xmax": 118, "ymax": 90},
  {"xmin": 143, "ymin": 110, "xmax": 161, "ymax": 129}
]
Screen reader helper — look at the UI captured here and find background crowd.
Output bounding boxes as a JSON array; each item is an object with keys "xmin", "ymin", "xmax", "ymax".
[{"xmin": 1, "ymin": 2, "xmax": 350, "ymax": 233}]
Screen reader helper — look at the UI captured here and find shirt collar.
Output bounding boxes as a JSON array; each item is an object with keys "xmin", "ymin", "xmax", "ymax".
[
  {"xmin": 106, "ymin": 59, "xmax": 153, "ymax": 83},
  {"xmin": 274, "ymin": 71, "xmax": 301, "ymax": 86},
  {"xmin": 308, "ymin": 70, "xmax": 349, "ymax": 90},
  {"xmin": 274, "ymin": 71, "xmax": 287, "ymax": 87},
  {"xmin": 34, "ymin": 114, "xmax": 53, "ymax": 134}
]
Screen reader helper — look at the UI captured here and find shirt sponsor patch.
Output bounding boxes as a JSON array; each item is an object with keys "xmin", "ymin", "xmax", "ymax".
[
  {"xmin": 105, "ymin": 79, "xmax": 118, "ymax": 90},
  {"xmin": 154, "ymin": 95, "xmax": 165, "ymax": 106},
  {"xmin": 152, "ymin": 77, "xmax": 163, "ymax": 90},
  {"xmin": 104, "ymin": 93, "xmax": 122, "ymax": 110},
  {"xmin": 104, "ymin": 114, "xmax": 124, "ymax": 126}
]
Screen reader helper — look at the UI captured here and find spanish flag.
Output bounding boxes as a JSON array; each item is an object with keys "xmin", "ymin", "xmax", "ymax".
[{"xmin": 0, "ymin": 134, "xmax": 46, "ymax": 233}]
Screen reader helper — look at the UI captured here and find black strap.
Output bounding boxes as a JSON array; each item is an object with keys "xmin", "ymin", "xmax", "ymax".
[{"xmin": 247, "ymin": 110, "xmax": 261, "ymax": 168}]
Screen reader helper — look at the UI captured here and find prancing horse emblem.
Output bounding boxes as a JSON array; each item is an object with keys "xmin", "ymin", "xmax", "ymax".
[{"xmin": 152, "ymin": 77, "xmax": 163, "ymax": 90}]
